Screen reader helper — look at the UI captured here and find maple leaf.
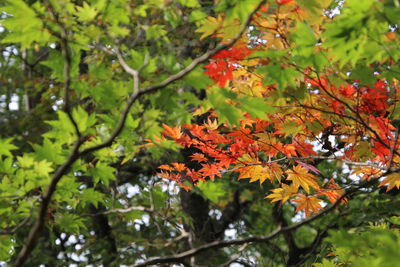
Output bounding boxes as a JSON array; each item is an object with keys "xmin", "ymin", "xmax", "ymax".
[
  {"xmin": 204, "ymin": 59, "xmax": 235, "ymax": 87},
  {"xmin": 264, "ymin": 162, "xmax": 284, "ymax": 183},
  {"xmin": 371, "ymin": 140, "xmax": 391, "ymax": 161},
  {"xmin": 199, "ymin": 163, "xmax": 223, "ymax": 181},
  {"xmin": 212, "ymin": 46, "xmax": 252, "ymax": 61},
  {"xmin": 274, "ymin": 120, "xmax": 303, "ymax": 137},
  {"xmin": 295, "ymin": 160, "xmax": 321, "ymax": 174},
  {"xmin": 292, "ymin": 194, "xmax": 323, "ymax": 217},
  {"xmin": 255, "ymin": 132, "xmax": 282, "ymax": 157},
  {"xmin": 265, "ymin": 183, "xmax": 298, "ymax": 203},
  {"xmin": 380, "ymin": 173, "xmax": 400, "ymax": 191},
  {"xmin": 286, "ymin": 165, "xmax": 320, "ymax": 193},
  {"xmin": 238, "ymin": 154, "xmax": 283, "ymax": 184},
  {"xmin": 158, "ymin": 164, "xmax": 173, "ymax": 171},
  {"xmin": 204, "ymin": 118, "xmax": 219, "ymax": 131},
  {"xmin": 172, "ymin": 162, "xmax": 187, "ymax": 172},
  {"xmin": 190, "ymin": 153, "xmax": 207, "ymax": 163},
  {"xmin": 196, "ymin": 15, "xmax": 223, "ymax": 40},
  {"xmin": 162, "ymin": 124, "xmax": 183, "ymax": 140},
  {"xmin": 339, "ymin": 84, "xmax": 355, "ymax": 98},
  {"xmin": 293, "ymin": 138, "xmax": 317, "ymax": 157},
  {"xmin": 236, "ymin": 154, "xmax": 268, "ymax": 184},
  {"xmin": 352, "ymin": 166, "xmax": 382, "ymax": 181},
  {"xmin": 238, "ymin": 164, "xmax": 268, "ymax": 184},
  {"xmin": 318, "ymin": 178, "xmax": 346, "ymax": 204},
  {"xmin": 157, "ymin": 170, "xmax": 177, "ymax": 181}
]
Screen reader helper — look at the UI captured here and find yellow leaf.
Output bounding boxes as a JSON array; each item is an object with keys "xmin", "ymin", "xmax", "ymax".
[
  {"xmin": 292, "ymin": 194, "xmax": 323, "ymax": 217},
  {"xmin": 264, "ymin": 162, "xmax": 283, "ymax": 183},
  {"xmin": 286, "ymin": 165, "xmax": 320, "ymax": 193},
  {"xmin": 352, "ymin": 166, "xmax": 382, "ymax": 181},
  {"xmin": 265, "ymin": 183, "xmax": 298, "ymax": 203},
  {"xmin": 204, "ymin": 118, "xmax": 219, "ymax": 131},
  {"xmin": 238, "ymin": 164, "xmax": 267, "ymax": 184},
  {"xmin": 236, "ymin": 155, "xmax": 283, "ymax": 184},
  {"xmin": 380, "ymin": 173, "xmax": 400, "ymax": 191}
]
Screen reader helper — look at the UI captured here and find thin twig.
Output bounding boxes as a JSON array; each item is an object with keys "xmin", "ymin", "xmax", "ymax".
[
  {"xmin": 48, "ymin": 3, "xmax": 81, "ymax": 138},
  {"xmin": 0, "ymin": 215, "xmax": 31, "ymax": 235},
  {"xmin": 130, "ymin": 179, "xmax": 377, "ymax": 267},
  {"xmin": 387, "ymin": 127, "xmax": 399, "ymax": 170},
  {"xmin": 80, "ymin": 0, "xmax": 266, "ymax": 156},
  {"xmin": 87, "ymin": 206, "xmax": 153, "ymax": 216}
]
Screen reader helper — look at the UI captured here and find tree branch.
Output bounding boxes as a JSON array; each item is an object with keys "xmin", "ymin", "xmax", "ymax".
[
  {"xmin": 129, "ymin": 179, "xmax": 377, "ymax": 267},
  {"xmin": 87, "ymin": 205, "xmax": 153, "ymax": 216},
  {"xmin": 47, "ymin": 3, "xmax": 81, "ymax": 138},
  {"xmin": 80, "ymin": 0, "xmax": 266, "ymax": 156},
  {"xmin": 12, "ymin": 1, "xmax": 267, "ymax": 265},
  {"xmin": 138, "ymin": 0, "xmax": 266, "ymax": 96},
  {"xmin": 115, "ymin": 47, "xmax": 140, "ymax": 95},
  {"xmin": 13, "ymin": 139, "xmax": 83, "ymax": 267}
]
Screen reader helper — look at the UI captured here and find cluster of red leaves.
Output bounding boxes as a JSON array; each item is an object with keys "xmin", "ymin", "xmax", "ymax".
[
  {"xmin": 276, "ymin": 0, "xmax": 293, "ymax": 5},
  {"xmin": 308, "ymin": 77, "xmax": 390, "ymax": 116},
  {"xmin": 158, "ymin": 47, "xmax": 400, "ymax": 216},
  {"xmin": 158, "ymin": 114, "xmax": 349, "ymax": 215},
  {"xmin": 307, "ymin": 76, "xmax": 398, "ymax": 165},
  {"xmin": 160, "ymin": 118, "xmax": 301, "ymax": 178},
  {"xmin": 358, "ymin": 80, "xmax": 389, "ymax": 115},
  {"xmin": 204, "ymin": 46, "xmax": 253, "ymax": 87}
]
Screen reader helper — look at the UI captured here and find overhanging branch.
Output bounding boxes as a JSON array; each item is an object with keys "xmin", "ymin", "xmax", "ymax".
[
  {"xmin": 130, "ymin": 179, "xmax": 377, "ymax": 267},
  {"xmin": 12, "ymin": 1, "xmax": 267, "ymax": 265}
]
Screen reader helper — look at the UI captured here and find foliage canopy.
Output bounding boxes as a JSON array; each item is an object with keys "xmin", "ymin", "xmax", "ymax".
[{"xmin": 0, "ymin": 0, "xmax": 400, "ymax": 266}]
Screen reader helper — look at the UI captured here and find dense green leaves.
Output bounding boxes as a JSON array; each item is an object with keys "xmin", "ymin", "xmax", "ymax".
[{"xmin": 0, "ymin": 0, "xmax": 400, "ymax": 266}]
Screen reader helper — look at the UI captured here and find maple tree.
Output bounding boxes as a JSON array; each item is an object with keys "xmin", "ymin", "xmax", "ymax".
[
  {"xmin": 0, "ymin": 0, "xmax": 400, "ymax": 266},
  {"xmin": 158, "ymin": 0, "xmax": 400, "ymax": 218}
]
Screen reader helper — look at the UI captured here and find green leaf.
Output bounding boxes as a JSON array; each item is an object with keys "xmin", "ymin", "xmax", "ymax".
[
  {"xmin": 178, "ymin": 0, "xmax": 200, "ymax": 8},
  {"xmin": 56, "ymin": 213, "xmax": 86, "ymax": 234},
  {"xmin": 79, "ymin": 188, "xmax": 105, "ymax": 208},
  {"xmin": 145, "ymin": 24, "xmax": 167, "ymax": 40},
  {"xmin": 189, "ymin": 9, "xmax": 207, "ymax": 23},
  {"xmin": 72, "ymin": 106, "xmax": 97, "ymax": 133},
  {"xmin": 217, "ymin": 0, "xmax": 260, "ymax": 22},
  {"xmin": 257, "ymin": 64, "xmax": 299, "ymax": 91},
  {"xmin": 183, "ymin": 66, "xmax": 213, "ymax": 90},
  {"xmin": 32, "ymin": 139, "xmax": 64, "ymax": 165},
  {"xmin": 313, "ymin": 259, "xmax": 336, "ymax": 267},
  {"xmin": 76, "ymin": 2, "xmax": 98, "ymax": 22},
  {"xmin": 197, "ymin": 180, "xmax": 225, "ymax": 203},
  {"xmin": 292, "ymin": 22, "xmax": 316, "ymax": 57},
  {"xmin": 240, "ymin": 97, "xmax": 275, "ymax": 120},
  {"xmin": 88, "ymin": 162, "xmax": 116, "ymax": 187},
  {"xmin": 208, "ymin": 88, "xmax": 242, "ymax": 125},
  {"xmin": 0, "ymin": 0, "xmax": 51, "ymax": 47},
  {"xmin": 0, "ymin": 138, "xmax": 17, "ymax": 157}
]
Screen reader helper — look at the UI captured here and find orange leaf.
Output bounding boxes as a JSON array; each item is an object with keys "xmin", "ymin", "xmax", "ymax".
[
  {"xmin": 190, "ymin": 153, "xmax": 208, "ymax": 163},
  {"xmin": 352, "ymin": 166, "xmax": 382, "ymax": 181},
  {"xmin": 264, "ymin": 162, "xmax": 284, "ymax": 183},
  {"xmin": 162, "ymin": 124, "xmax": 183, "ymax": 140},
  {"xmin": 158, "ymin": 164, "xmax": 173, "ymax": 171},
  {"xmin": 172, "ymin": 162, "xmax": 186, "ymax": 172},
  {"xmin": 292, "ymin": 194, "xmax": 323, "ymax": 217}
]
